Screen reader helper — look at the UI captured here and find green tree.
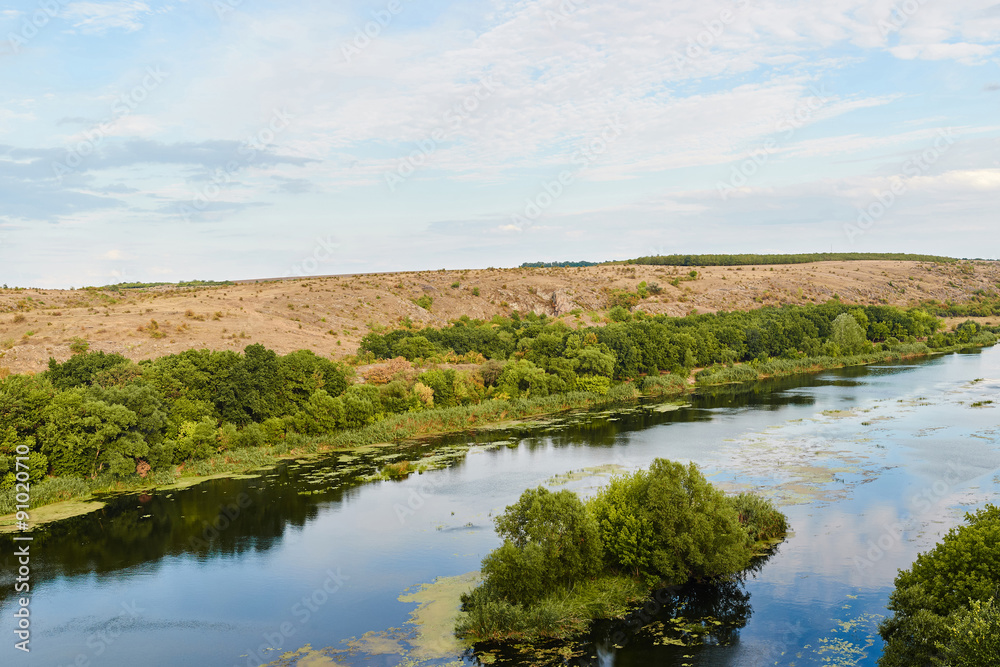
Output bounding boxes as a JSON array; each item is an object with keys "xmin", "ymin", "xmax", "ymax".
[
  {"xmin": 832, "ymin": 312, "xmax": 869, "ymax": 355},
  {"xmin": 481, "ymin": 487, "xmax": 603, "ymax": 604},
  {"xmin": 879, "ymin": 505, "xmax": 1000, "ymax": 667},
  {"xmin": 46, "ymin": 351, "xmax": 131, "ymax": 389},
  {"xmin": 588, "ymin": 459, "xmax": 753, "ymax": 584},
  {"xmin": 496, "ymin": 359, "xmax": 549, "ymax": 398},
  {"xmin": 38, "ymin": 388, "xmax": 148, "ymax": 476},
  {"xmin": 285, "ymin": 390, "xmax": 345, "ymax": 435}
]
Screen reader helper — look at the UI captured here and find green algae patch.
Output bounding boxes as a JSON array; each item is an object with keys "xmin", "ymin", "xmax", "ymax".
[
  {"xmin": 0, "ymin": 498, "xmax": 106, "ymax": 533},
  {"xmin": 650, "ymin": 401, "xmax": 691, "ymax": 413},
  {"xmin": 546, "ymin": 463, "xmax": 629, "ymax": 486},
  {"xmin": 398, "ymin": 571, "xmax": 483, "ymax": 660},
  {"xmin": 274, "ymin": 573, "xmax": 481, "ymax": 666}
]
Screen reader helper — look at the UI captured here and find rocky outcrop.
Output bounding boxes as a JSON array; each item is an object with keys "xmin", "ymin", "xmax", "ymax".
[{"xmin": 551, "ymin": 290, "xmax": 574, "ymax": 316}]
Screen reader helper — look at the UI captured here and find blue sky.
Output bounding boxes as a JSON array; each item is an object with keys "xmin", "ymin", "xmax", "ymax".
[{"xmin": 1, "ymin": 0, "xmax": 999, "ymax": 287}]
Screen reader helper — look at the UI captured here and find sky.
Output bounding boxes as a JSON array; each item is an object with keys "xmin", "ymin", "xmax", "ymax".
[{"xmin": 0, "ymin": 0, "xmax": 999, "ymax": 288}]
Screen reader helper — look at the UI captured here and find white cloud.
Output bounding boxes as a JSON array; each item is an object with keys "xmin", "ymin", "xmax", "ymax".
[{"xmin": 63, "ymin": 1, "xmax": 153, "ymax": 34}]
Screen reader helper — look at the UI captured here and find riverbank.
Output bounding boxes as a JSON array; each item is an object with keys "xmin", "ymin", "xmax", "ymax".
[
  {"xmin": 0, "ymin": 385, "xmax": 649, "ymax": 531},
  {"xmin": 2, "ymin": 336, "xmax": 996, "ymax": 532}
]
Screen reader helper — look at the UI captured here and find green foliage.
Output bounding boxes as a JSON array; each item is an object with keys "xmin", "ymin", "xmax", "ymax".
[
  {"xmin": 496, "ymin": 359, "xmax": 550, "ymax": 398},
  {"xmin": 482, "ymin": 487, "xmax": 603, "ymax": 605},
  {"xmin": 416, "ymin": 368, "xmax": 457, "ymax": 407},
  {"xmin": 393, "ymin": 335, "xmax": 438, "ymax": 360},
  {"xmin": 414, "ymin": 294, "xmax": 433, "ymax": 310},
  {"xmin": 571, "ymin": 345, "xmax": 616, "ymax": 378},
  {"xmin": 285, "ymin": 390, "xmax": 345, "ymax": 435},
  {"xmin": 341, "ymin": 384, "xmax": 382, "ymax": 428},
  {"xmin": 573, "ymin": 375, "xmax": 611, "ymax": 395},
  {"xmin": 520, "ymin": 260, "xmax": 600, "ymax": 268},
  {"xmin": 608, "ymin": 290, "xmax": 640, "ymax": 310},
  {"xmin": 728, "ymin": 492, "xmax": 788, "ymax": 543},
  {"xmin": 360, "ymin": 301, "xmax": 963, "ymax": 382},
  {"xmin": 458, "ymin": 573, "xmax": 646, "ymax": 641},
  {"xmin": 38, "ymin": 387, "xmax": 148, "ymax": 476},
  {"xmin": 213, "ymin": 343, "xmax": 283, "ymax": 425},
  {"xmin": 640, "ymin": 374, "xmax": 687, "ymax": 396},
  {"xmin": 460, "ymin": 460, "xmax": 787, "ymax": 642},
  {"xmin": 68, "ymin": 337, "xmax": 90, "ymax": 355},
  {"xmin": 879, "ymin": 504, "xmax": 1000, "ymax": 667},
  {"xmin": 46, "ymin": 351, "xmax": 131, "ymax": 389},
  {"xmin": 169, "ymin": 417, "xmax": 219, "ymax": 462},
  {"xmin": 608, "ymin": 305, "xmax": 631, "ymax": 322},
  {"xmin": 832, "ymin": 312, "xmax": 869, "ymax": 355},
  {"xmin": 939, "ymin": 598, "xmax": 1000, "ymax": 666},
  {"xmin": 588, "ymin": 459, "xmax": 755, "ymax": 584}
]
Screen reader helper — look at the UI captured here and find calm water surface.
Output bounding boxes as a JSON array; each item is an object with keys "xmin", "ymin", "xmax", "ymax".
[{"xmin": 3, "ymin": 347, "xmax": 999, "ymax": 666}]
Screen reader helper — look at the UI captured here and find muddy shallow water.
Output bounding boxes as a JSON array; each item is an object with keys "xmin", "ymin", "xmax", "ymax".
[{"xmin": 3, "ymin": 347, "xmax": 999, "ymax": 666}]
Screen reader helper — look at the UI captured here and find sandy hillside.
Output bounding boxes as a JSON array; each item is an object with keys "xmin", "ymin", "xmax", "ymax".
[{"xmin": 1, "ymin": 260, "xmax": 999, "ymax": 375}]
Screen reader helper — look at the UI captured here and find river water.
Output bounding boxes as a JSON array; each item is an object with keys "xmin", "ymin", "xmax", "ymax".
[{"xmin": 3, "ymin": 347, "xmax": 999, "ymax": 666}]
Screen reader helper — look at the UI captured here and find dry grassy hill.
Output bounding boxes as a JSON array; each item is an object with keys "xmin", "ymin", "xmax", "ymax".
[{"xmin": 2, "ymin": 260, "xmax": 999, "ymax": 375}]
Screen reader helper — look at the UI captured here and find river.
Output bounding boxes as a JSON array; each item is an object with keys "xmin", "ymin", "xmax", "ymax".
[{"xmin": 3, "ymin": 347, "xmax": 999, "ymax": 666}]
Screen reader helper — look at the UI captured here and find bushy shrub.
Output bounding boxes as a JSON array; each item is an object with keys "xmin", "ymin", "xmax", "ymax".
[
  {"xmin": 588, "ymin": 459, "xmax": 754, "ymax": 584},
  {"xmin": 939, "ymin": 598, "xmax": 1000, "ymax": 666},
  {"xmin": 362, "ymin": 356, "xmax": 412, "ymax": 385},
  {"xmin": 641, "ymin": 374, "xmax": 687, "ymax": 396},
  {"xmin": 496, "ymin": 359, "xmax": 550, "ymax": 398},
  {"xmin": 480, "ymin": 487, "xmax": 603, "ymax": 605},
  {"xmin": 728, "ymin": 492, "xmax": 788, "ymax": 543},
  {"xmin": 574, "ymin": 375, "xmax": 611, "ymax": 395},
  {"xmin": 608, "ymin": 305, "xmax": 631, "ymax": 322}
]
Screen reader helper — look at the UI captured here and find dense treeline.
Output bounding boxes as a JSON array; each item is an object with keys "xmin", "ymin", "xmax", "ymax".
[
  {"xmin": 361, "ymin": 301, "xmax": 995, "ymax": 382},
  {"xmin": 0, "ymin": 346, "xmax": 360, "ymax": 486},
  {"xmin": 920, "ymin": 291, "xmax": 1000, "ymax": 318},
  {"xmin": 519, "ymin": 261, "xmax": 600, "ymax": 268},
  {"xmin": 879, "ymin": 505, "xmax": 1000, "ymax": 666},
  {"xmin": 623, "ymin": 253, "xmax": 958, "ymax": 266},
  {"xmin": 2, "ymin": 300, "xmax": 996, "ymax": 497},
  {"xmin": 97, "ymin": 279, "xmax": 235, "ymax": 291},
  {"xmin": 457, "ymin": 459, "xmax": 787, "ymax": 640}
]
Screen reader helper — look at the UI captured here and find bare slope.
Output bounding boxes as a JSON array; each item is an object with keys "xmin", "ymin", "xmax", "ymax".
[{"xmin": 2, "ymin": 260, "xmax": 998, "ymax": 375}]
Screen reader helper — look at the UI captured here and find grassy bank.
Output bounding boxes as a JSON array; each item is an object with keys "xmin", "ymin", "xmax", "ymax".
[
  {"xmin": 694, "ymin": 335, "xmax": 998, "ymax": 386},
  {"xmin": 0, "ymin": 384, "xmax": 649, "ymax": 528}
]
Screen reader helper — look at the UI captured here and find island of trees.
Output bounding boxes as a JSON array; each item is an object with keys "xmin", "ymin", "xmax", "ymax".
[{"xmin": 457, "ymin": 459, "xmax": 788, "ymax": 641}]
